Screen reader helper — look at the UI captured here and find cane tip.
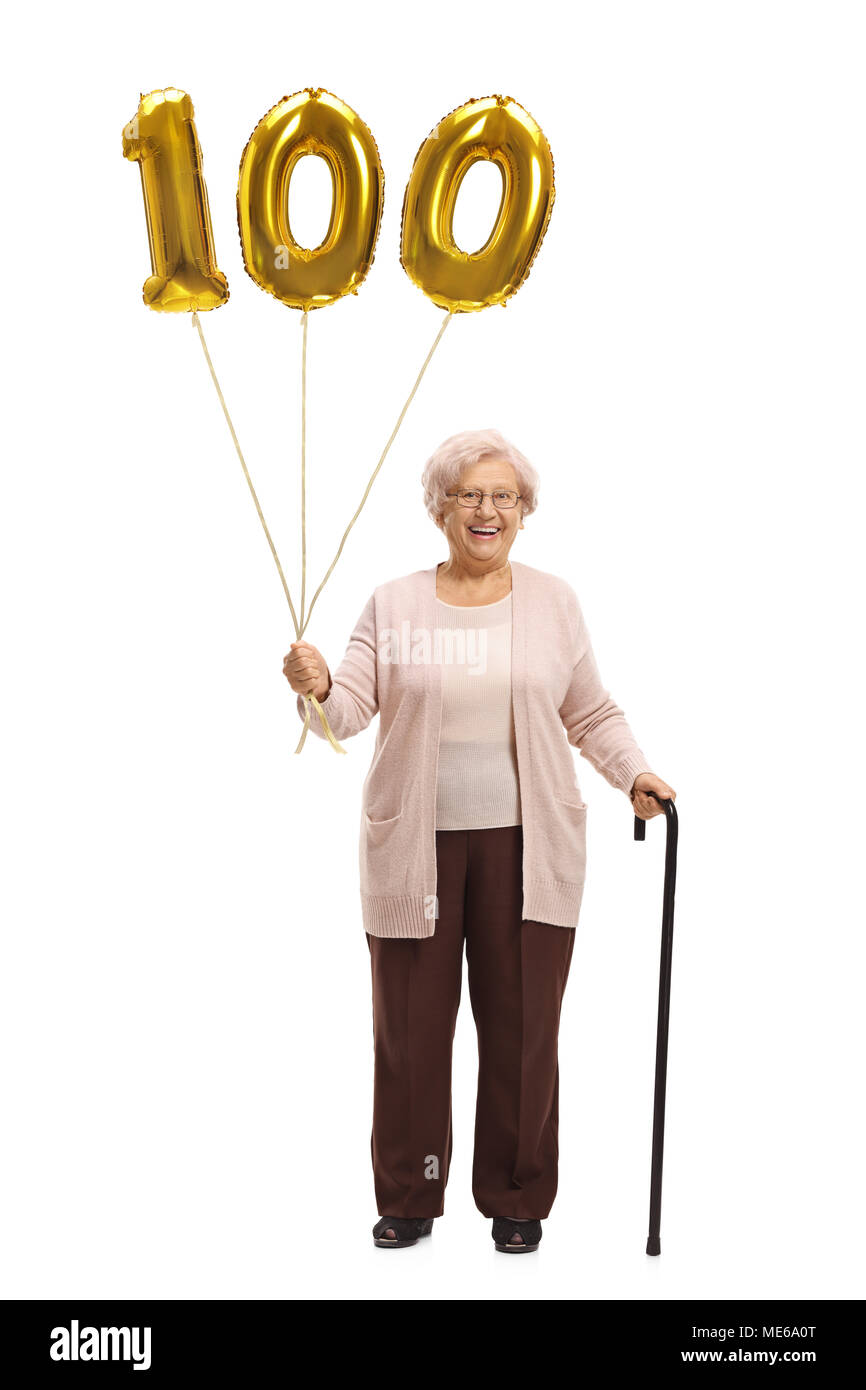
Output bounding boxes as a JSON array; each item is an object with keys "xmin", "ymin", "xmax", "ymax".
[{"xmin": 646, "ymin": 1235, "xmax": 661, "ymax": 1256}]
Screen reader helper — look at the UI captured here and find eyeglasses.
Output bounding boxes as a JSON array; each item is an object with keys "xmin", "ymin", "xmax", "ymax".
[{"xmin": 445, "ymin": 489, "xmax": 522, "ymax": 509}]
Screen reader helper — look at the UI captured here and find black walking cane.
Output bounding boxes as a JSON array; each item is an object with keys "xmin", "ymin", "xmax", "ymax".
[{"xmin": 633, "ymin": 790, "xmax": 678, "ymax": 1256}]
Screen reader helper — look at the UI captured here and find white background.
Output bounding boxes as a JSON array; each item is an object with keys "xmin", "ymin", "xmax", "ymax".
[{"xmin": 2, "ymin": 0, "xmax": 864, "ymax": 1302}]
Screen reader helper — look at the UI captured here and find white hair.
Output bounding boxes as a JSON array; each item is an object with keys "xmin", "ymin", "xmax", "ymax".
[{"xmin": 421, "ymin": 429, "xmax": 540, "ymax": 522}]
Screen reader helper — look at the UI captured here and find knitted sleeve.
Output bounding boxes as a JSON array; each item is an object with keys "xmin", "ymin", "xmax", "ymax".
[
  {"xmin": 296, "ymin": 591, "xmax": 379, "ymax": 742},
  {"xmin": 558, "ymin": 588, "xmax": 653, "ymax": 797}
]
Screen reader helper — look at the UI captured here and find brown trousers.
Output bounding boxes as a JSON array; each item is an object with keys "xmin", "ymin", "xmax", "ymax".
[{"xmin": 366, "ymin": 825, "xmax": 576, "ymax": 1220}]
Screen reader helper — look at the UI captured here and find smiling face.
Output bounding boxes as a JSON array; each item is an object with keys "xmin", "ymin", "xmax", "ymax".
[{"xmin": 436, "ymin": 456, "xmax": 525, "ymax": 571}]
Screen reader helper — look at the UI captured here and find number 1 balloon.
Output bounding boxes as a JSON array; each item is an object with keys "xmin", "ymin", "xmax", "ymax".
[{"xmin": 122, "ymin": 88, "xmax": 229, "ymax": 313}]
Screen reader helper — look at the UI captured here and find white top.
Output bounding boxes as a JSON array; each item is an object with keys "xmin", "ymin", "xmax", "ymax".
[{"xmin": 434, "ymin": 593, "xmax": 522, "ymax": 830}]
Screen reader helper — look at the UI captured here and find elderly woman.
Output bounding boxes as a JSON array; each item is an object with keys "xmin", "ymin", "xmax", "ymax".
[{"xmin": 283, "ymin": 429, "xmax": 675, "ymax": 1254}]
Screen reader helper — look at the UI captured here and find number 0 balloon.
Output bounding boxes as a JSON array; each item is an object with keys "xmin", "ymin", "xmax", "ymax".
[
  {"xmin": 400, "ymin": 95, "xmax": 555, "ymax": 312},
  {"xmin": 237, "ymin": 88, "xmax": 384, "ymax": 312}
]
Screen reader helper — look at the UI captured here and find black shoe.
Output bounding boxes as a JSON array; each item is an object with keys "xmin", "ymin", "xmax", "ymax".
[
  {"xmin": 372, "ymin": 1216, "xmax": 435, "ymax": 1249},
  {"xmin": 492, "ymin": 1217, "xmax": 542, "ymax": 1253}
]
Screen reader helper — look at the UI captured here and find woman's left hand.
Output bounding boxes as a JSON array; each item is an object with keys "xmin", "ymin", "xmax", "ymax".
[{"xmin": 631, "ymin": 772, "xmax": 676, "ymax": 819}]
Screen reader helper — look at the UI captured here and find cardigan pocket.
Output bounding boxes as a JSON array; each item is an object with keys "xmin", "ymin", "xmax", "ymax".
[
  {"xmin": 545, "ymin": 794, "xmax": 588, "ymax": 884},
  {"xmin": 364, "ymin": 809, "xmax": 404, "ymax": 830},
  {"xmin": 361, "ymin": 808, "xmax": 408, "ymax": 896}
]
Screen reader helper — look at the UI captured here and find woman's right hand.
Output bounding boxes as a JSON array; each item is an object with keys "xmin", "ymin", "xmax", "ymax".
[{"xmin": 282, "ymin": 641, "xmax": 331, "ymax": 700}]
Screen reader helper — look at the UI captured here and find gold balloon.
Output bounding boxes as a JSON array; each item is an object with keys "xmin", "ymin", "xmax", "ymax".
[
  {"xmin": 401, "ymin": 95, "xmax": 555, "ymax": 313},
  {"xmin": 122, "ymin": 88, "xmax": 229, "ymax": 313},
  {"xmin": 237, "ymin": 88, "xmax": 384, "ymax": 311}
]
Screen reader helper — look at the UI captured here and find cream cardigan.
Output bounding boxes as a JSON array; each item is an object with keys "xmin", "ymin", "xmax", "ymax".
[{"xmin": 297, "ymin": 561, "xmax": 654, "ymax": 937}]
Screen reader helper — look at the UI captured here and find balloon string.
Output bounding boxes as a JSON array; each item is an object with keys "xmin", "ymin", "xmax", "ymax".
[
  {"xmin": 191, "ymin": 308, "xmax": 454, "ymax": 744},
  {"xmin": 295, "ymin": 313, "xmax": 345, "ymax": 751},
  {"xmin": 191, "ymin": 309, "xmax": 302, "ymax": 638},
  {"xmin": 300, "ymin": 308, "xmax": 454, "ymax": 636},
  {"xmin": 300, "ymin": 308, "xmax": 309, "ymax": 632},
  {"xmin": 191, "ymin": 309, "xmax": 345, "ymax": 753}
]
